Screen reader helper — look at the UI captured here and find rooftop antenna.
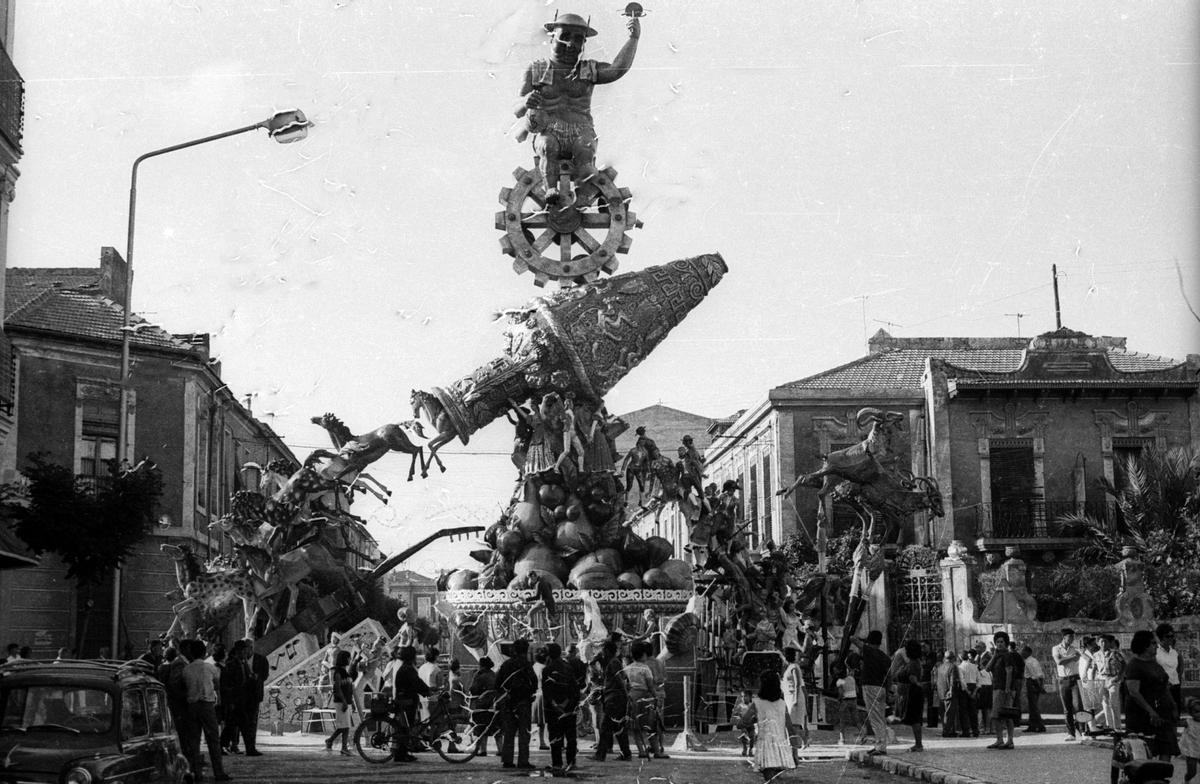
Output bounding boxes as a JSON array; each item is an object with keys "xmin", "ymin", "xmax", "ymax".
[
  {"xmin": 873, "ymin": 319, "xmax": 904, "ymax": 330},
  {"xmin": 1004, "ymin": 312, "xmax": 1027, "ymax": 338},
  {"xmin": 1052, "ymin": 264, "xmax": 1062, "ymax": 329}
]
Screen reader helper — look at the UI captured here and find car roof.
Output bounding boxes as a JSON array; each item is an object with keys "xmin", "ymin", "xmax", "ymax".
[{"xmin": 0, "ymin": 659, "xmax": 161, "ymax": 690}]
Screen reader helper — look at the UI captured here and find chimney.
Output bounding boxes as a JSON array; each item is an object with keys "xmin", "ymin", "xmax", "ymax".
[{"xmin": 99, "ymin": 247, "xmax": 130, "ymax": 310}]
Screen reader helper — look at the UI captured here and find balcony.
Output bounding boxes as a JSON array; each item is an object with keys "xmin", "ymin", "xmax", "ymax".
[
  {"xmin": 0, "ymin": 44, "xmax": 23, "ymax": 153},
  {"xmin": 965, "ymin": 497, "xmax": 1111, "ymax": 548}
]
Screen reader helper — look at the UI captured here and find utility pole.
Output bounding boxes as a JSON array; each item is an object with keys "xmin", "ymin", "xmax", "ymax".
[
  {"xmin": 1052, "ymin": 264, "xmax": 1062, "ymax": 329},
  {"xmin": 1004, "ymin": 312, "xmax": 1027, "ymax": 338}
]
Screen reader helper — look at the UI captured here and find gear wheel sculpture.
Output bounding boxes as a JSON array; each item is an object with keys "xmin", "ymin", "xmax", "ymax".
[{"xmin": 496, "ymin": 163, "xmax": 641, "ymax": 288}]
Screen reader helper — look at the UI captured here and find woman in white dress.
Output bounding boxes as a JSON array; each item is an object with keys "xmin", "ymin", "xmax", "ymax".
[
  {"xmin": 781, "ymin": 647, "xmax": 809, "ymax": 748},
  {"xmin": 751, "ymin": 671, "xmax": 798, "ymax": 781}
]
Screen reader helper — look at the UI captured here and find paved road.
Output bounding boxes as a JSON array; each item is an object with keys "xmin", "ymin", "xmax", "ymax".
[{"xmin": 214, "ymin": 733, "xmax": 894, "ymax": 784}]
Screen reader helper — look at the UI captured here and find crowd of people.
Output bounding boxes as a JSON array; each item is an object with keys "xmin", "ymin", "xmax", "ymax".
[
  {"xmin": 356, "ymin": 634, "xmax": 669, "ymax": 776},
  {"xmin": 808, "ymin": 623, "xmax": 1198, "ymax": 781},
  {"xmin": 153, "ymin": 636, "xmax": 269, "ymax": 784}
]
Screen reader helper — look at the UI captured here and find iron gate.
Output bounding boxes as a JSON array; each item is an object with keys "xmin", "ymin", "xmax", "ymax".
[{"xmin": 888, "ymin": 568, "xmax": 944, "ymax": 653}]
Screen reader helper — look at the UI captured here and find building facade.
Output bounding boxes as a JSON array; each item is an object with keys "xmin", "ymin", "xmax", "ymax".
[
  {"xmin": 0, "ymin": 0, "xmax": 24, "ymax": 477},
  {"xmin": 706, "ymin": 328, "xmax": 1199, "ymax": 557},
  {"xmin": 0, "ymin": 249, "xmax": 299, "ymax": 656}
]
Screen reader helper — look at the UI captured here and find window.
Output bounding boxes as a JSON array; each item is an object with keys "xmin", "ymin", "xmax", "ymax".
[
  {"xmin": 0, "ymin": 686, "xmax": 114, "ymax": 733},
  {"xmin": 989, "ymin": 441, "xmax": 1036, "ymax": 537},
  {"xmin": 748, "ymin": 464, "xmax": 759, "ymax": 549},
  {"xmin": 1112, "ymin": 438, "xmax": 1152, "ymax": 494},
  {"xmin": 80, "ymin": 396, "xmax": 120, "ymax": 481},
  {"xmin": 196, "ymin": 410, "xmax": 209, "ymax": 510},
  {"xmin": 762, "ymin": 453, "xmax": 773, "ymax": 541},
  {"xmin": 121, "ymin": 689, "xmax": 148, "ymax": 739},
  {"xmin": 145, "ymin": 688, "xmax": 167, "ymax": 734}
]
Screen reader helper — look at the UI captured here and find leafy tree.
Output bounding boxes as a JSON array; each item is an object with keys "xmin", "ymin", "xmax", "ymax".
[
  {"xmin": 1054, "ymin": 445, "xmax": 1200, "ymax": 618},
  {"xmin": 4, "ymin": 453, "xmax": 165, "ymax": 586}
]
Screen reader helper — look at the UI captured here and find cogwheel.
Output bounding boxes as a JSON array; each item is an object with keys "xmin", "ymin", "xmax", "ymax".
[{"xmin": 496, "ymin": 164, "xmax": 641, "ymax": 288}]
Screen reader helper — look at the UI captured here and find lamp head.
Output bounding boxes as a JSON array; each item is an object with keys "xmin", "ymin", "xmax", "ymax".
[{"xmin": 265, "ymin": 109, "xmax": 310, "ymax": 144}]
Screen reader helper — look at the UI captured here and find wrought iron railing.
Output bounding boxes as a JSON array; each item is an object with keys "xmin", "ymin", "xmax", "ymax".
[
  {"xmin": 966, "ymin": 498, "xmax": 1110, "ymax": 539},
  {"xmin": 75, "ymin": 474, "xmax": 114, "ymax": 496},
  {"xmin": 0, "ymin": 44, "xmax": 23, "ymax": 152}
]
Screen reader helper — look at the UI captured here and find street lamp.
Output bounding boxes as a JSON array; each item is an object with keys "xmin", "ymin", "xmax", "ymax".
[{"xmin": 112, "ymin": 109, "xmax": 311, "ymax": 655}]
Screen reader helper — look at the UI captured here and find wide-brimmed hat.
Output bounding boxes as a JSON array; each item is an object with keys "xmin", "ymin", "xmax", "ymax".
[{"xmin": 545, "ymin": 12, "xmax": 598, "ymax": 37}]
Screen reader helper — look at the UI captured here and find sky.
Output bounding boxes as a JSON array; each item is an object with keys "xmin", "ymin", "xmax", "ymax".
[{"xmin": 10, "ymin": 1, "xmax": 1199, "ymax": 575}]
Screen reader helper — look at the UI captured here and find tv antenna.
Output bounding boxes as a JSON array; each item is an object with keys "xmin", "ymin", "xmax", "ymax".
[{"xmin": 1004, "ymin": 312, "xmax": 1027, "ymax": 338}]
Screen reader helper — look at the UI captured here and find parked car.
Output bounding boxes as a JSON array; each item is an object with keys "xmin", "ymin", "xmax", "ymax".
[{"xmin": 0, "ymin": 658, "xmax": 190, "ymax": 783}]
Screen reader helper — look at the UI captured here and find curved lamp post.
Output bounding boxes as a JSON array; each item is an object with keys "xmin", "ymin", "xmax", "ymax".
[{"xmin": 112, "ymin": 109, "xmax": 310, "ymax": 655}]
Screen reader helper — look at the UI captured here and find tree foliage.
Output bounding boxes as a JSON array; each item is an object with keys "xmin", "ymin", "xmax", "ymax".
[
  {"xmin": 1054, "ymin": 445, "xmax": 1200, "ymax": 618},
  {"xmin": 5, "ymin": 453, "xmax": 165, "ymax": 586}
]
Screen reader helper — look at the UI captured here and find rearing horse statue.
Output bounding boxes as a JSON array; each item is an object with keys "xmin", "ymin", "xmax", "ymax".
[
  {"xmin": 310, "ymin": 412, "xmax": 429, "ymax": 483},
  {"xmin": 409, "ymin": 389, "xmax": 458, "ymax": 475}
]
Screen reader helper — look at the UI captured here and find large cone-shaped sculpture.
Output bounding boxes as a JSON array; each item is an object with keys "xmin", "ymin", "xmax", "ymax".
[{"xmin": 427, "ymin": 253, "xmax": 726, "ymax": 443}]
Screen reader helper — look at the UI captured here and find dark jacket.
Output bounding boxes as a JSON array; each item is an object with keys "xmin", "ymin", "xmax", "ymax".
[
  {"xmin": 395, "ymin": 661, "xmax": 431, "ymax": 703},
  {"xmin": 541, "ymin": 658, "xmax": 579, "ymax": 715},
  {"xmin": 496, "ymin": 656, "xmax": 538, "ymax": 705},
  {"xmin": 601, "ymin": 657, "xmax": 629, "ymax": 714},
  {"xmin": 220, "ymin": 659, "xmax": 248, "ymax": 711},
  {"xmin": 248, "ymin": 652, "xmax": 269, "ymax": 704},
  {"xmin": 861, "ymin": 645, "xmax": 892, "ymax": 687}
]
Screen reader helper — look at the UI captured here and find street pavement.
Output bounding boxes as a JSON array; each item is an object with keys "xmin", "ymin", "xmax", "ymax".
[
  {"xmin": 205, "ymin": 721, "xmax": 1175, "ymax": 784},
  {"xmin": 220, "ymin": 730, "xmax": 892, "ymax": 784}
]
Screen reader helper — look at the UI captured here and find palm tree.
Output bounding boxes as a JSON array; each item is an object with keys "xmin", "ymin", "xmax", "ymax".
[{"xmin": 1055, "ymin": 445, "xmax": 1199, "ymax": 616}]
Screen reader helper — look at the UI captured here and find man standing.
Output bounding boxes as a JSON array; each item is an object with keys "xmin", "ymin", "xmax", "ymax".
[
  {"xmin": 1100, "ymin": 635, "xmax": 1125, "ymax": 732},
  {"xmin": 159, "ymin": 642, "xmax": 190, "ymax": 749},
  {"xmin": 497, "ymin": 639, "xmax": 538, "ymax": 770},
  {"xmin": 541, "ymin": 643, "xmax": 579, "ymax": 775},
  {"xmin": 860, "ymin": 630, "xmax": 891, "ymax": 757},
  {"xmin": 1021, "ymin": 646, "xmax": 1047, "ymax": 732},
  {"xmin": 957, "ymin": 649, "xmax": 980, "ymax": 737},
  {"xmin": 1155, "ymin": 623, "xmax": 1182, "ymax": 716},
  {"xmin": 392, "ymin": 646, "xmax": 429, "ymax": 763},
  {"xmin": 1051, "ymin": 628, "xmax": 1083, "ymax": 740},
  {"xmin": 935, "ymin": 651, "xmax": 964, "ymax": 737},
  {"xmin": 241, "ymin": 640, "xmax": 268, "ymax": 756},
  {"xmin": 986, "ymin": 631, "xmax": 1019, "ymax": 750},
  {"xmin": 183, "ymin": 640, "xmax": 231, "ymax": 782},
  {"xmin": 219, "ymin": 639, "xmax": 249, "ymax": 755}
]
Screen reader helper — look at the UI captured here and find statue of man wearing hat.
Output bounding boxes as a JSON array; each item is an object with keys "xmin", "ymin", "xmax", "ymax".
[{"xmin": 515, "ymin": 10, "xmax": 642, "ymax": 204}]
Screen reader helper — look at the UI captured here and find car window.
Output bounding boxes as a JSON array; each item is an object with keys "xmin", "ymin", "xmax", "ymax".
[
  {"xmin": 1, "ymin": 686, "xmax": 114, "ymax": 733},
  {"xmin": 145, "ymin": 688, "xmax": 168, "ymax": 734},
  {"xmin": 121, "ymin": 690, "xmax": 149, "ymax": 739}
]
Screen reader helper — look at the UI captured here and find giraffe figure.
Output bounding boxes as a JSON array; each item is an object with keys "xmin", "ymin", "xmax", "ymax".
[{"xmin": 160, "ymin": 542, "xmax": 270, "ymax": 637}]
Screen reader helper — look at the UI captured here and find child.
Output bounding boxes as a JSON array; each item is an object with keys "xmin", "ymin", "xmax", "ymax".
[
  {"xmin": 828, "ymin": 661, "xmax": 858, "ymax": 745},
  {"xmin": 1181, "ymin": 696, "xmax": 1200, "ymax": 784},
  {"xmin": 732, "ymin": 689, "xmax": 756, "ymax": 756}
]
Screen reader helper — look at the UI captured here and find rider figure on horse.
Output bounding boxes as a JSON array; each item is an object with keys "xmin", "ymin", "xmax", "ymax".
[{"xmin": 514, "ymin": 11, "xmax": 641, "ymax": 205}]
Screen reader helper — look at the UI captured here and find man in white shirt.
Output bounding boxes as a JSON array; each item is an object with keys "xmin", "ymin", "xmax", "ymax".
[
  {"xmin": 417, "ymin": 647, "xmax": 444, "ymax": 720},
  {"xmin": 1051, "ymin": 628, "xmax": 1082, "ymax": 739},
  {"xmin": 957, "ymin": 650, "xmax": 980, "ymax": 737},
  {"xmin": 182, "ymin": 640, "xmax": 230, "ymax": 782},
  {"xmin": 1154, "ymin": 623, "xmax": 1182, "ymax": 714},
  {"xmin": 1020, "ymin": 646, "xmax": 1046, "ymax": 732}
]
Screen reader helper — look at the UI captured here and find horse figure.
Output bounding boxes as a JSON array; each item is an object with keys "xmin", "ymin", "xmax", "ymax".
[
  {"xmin": 160, "ymin": 542, "xmax": 269, "ymax": 637},
  {"xmin": 311, "ymin": 411, "xmax": 429, "ymax": 484},
  {"xmin": 829, "ymin": 472, "xmax": 944, "ymax": 545},
  {"xmin": 778, "ymin": 407, "xmax": 905, "ymax": 503},
  {"xmin": 409, "ymin": 389, "xmax": 457, "ymax": 475}
]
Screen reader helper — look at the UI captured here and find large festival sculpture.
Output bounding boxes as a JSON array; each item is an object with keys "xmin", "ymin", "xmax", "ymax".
[{"xmin": 185, "ymin": 9, "xmax": 745, "ymax": 723}]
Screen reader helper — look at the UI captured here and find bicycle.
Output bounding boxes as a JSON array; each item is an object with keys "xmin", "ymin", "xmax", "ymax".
[
  {"xmin": 353, "ymin": 690, "xmax": 502, "ymax": 764},
  {"xmin": 1108, "ymin": 730, "xmax": 1174, "ymax": 784}
]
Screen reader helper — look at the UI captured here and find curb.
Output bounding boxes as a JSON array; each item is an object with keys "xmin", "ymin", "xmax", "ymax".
[{"xmin": 849, "ymin": 750, "xmax": 994, "ymax": 784}]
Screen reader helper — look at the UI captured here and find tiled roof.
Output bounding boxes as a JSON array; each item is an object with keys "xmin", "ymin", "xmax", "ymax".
[
  {"xmin": 6, "ymin": 267, "xmax": 102, "ymax": 314},
  {"xmin": 5, "ymin": 288, "xmax": 193, "ymax": 352},
  {"xmin": 781, "ymin": 348, "xmax": 1181, "ymax": 391}
]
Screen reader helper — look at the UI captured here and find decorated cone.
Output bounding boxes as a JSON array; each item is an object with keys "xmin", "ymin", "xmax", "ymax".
[{"xmin": 421, "ymin": 253, "xmax": 727, "ymax": 442}]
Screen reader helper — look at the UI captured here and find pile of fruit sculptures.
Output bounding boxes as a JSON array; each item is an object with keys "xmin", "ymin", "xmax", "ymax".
[{"xmin": 441, "ymin": 396, "xmax": 694, "ymax": 597}]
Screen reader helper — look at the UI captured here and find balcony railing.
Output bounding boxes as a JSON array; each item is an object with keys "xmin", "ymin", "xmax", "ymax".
[
  {"xmin": 0, "ymin": 44, "xmax": 23, "ymax": 152},
  {"xmin": 75, "ymin": 475, "xmax": 114, "ymax": 496},
  {"xmin": 965, "ymin": 497, "xmax": 1111, "ymax": 539}
]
